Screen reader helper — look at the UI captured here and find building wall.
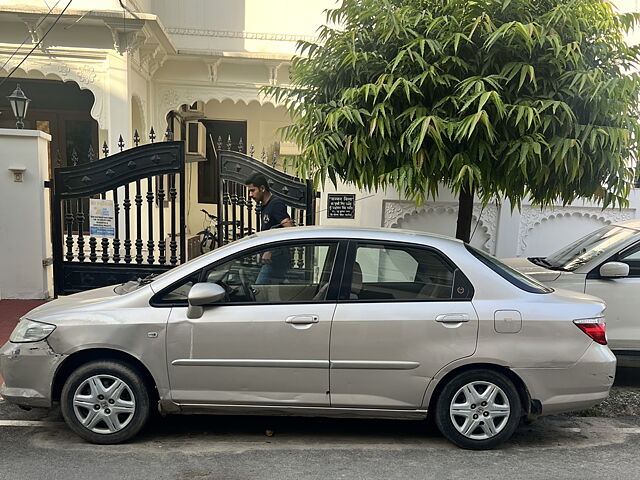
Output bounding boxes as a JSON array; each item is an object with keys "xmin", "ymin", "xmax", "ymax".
[
  {"xmin": 140, "ymin": 0, "xmax": 338, "ymax": 55},
  {"xmin": 316, "ymin": 180, "xmax": 640, "ymax": 259}
]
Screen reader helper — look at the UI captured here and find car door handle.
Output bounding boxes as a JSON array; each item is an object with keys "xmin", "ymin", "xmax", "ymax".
[
  {"xmin": 285, "ymin": 315, "xmax": 319, "ymax": 325},
  {"xmin": 435, "ymin": 314, "xmax": 469, "ymax": 323}
]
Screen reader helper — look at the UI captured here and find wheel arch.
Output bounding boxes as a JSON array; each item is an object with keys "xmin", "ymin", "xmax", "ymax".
[
  {"xmin": 425, "ymin": 363, "xmax": 534, "ymax": 419},
  {"xmin": 52, "ymin": 348, "xmax": 159, "ymax": 405}
]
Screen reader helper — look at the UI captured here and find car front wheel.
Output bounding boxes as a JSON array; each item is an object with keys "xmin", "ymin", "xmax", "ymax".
[
  {"xmin": 434, "ymin": 369, "xmax": 522, "ymax": 450},
  {"xmin": 60, "ymin": 360, "xmax": 150, "ymax": 444}
]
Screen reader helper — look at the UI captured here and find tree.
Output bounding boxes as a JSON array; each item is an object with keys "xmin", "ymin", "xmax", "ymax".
[{"xmin": 265, "ymin": 0, "xmax": 640, "ymax": 242}]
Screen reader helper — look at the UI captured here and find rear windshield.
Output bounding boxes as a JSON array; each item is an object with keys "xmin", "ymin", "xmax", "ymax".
[{"xmin": 465, "ymin": 245, "xmax": 553, "ymax": 294}]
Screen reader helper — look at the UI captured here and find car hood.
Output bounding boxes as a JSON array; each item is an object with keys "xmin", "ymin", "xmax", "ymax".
[
  {"xmin": 501, "ymin": 257, "xmax": 562, "ymax": 282},
  {"xmin": 23, "ymin": 285, "xmax": 120, "ymax": 320}
]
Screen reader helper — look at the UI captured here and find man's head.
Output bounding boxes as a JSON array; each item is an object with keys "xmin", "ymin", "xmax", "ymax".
[{"xmin": 245, "ymin": 174, "xmax": 270, "ymax": 203}]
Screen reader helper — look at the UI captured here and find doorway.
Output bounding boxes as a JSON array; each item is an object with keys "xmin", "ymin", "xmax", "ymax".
[
  {"xmin": 0, "ymin": 78, "xmax": 98, "ymax": 177},
  {"xmin": 1, "ymin": 79, "xmax": 98, "ymax": 235},
  {"xmin": 198, "ymin": 119, "xmax": 248, "ymax": 204}
]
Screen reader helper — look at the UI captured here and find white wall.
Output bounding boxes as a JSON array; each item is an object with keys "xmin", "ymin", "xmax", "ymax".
[
  {"xmin": 144, "ymin": 0, "xmax": 338, "ymax": 54},
  {"xmin": 318, "ymin": 181, "xmax": 400, "ymax": 229},
  {"xmin": 0, "ymin": 129, "xmax": 52, "ymax": 299},
  {"xmin": 315, "ymin": 179, "xmax": 640, "ymax": 259}
]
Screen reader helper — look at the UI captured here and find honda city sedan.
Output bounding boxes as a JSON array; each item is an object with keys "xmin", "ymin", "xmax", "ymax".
[
  {"xmin": 503, "ymin": 219, "xmax": 640, "ymax": 365},
  {"xmin": 0, "ymin": 227, "xmax": 615, "ymax": 449}
]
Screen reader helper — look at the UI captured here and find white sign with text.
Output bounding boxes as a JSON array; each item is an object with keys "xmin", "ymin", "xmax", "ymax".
[{"xmin": 89, "ymin": 198, "xmax": 116, "ymax": 237}]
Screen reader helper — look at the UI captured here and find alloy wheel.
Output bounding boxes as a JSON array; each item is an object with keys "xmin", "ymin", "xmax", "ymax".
[
  {"xmin": 72, "ymin": 374, "xmax": 136, "ymax": 434},
  {"xmin": 449, "ymin": 381, "xmax": 511, "ymax": 440}
]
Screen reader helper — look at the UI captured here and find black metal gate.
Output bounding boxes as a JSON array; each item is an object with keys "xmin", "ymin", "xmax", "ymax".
[
  {"xmin": 51, "ymin": 135, "xmax": 186, "ymax": 296},
  {"xmin": 215, "ymin": 146, "xmax": 317, "ymax": 247}
]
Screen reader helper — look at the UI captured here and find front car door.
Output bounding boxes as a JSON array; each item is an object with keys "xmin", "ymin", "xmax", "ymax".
[
  {"xmin": 161, "ymin": 240, "xmax": 341, "ymax": 406},
  {"xmin": 329, "ymin": 240, "xmax": 478, "ymax": 409},
  {"xmin": 585, "ymin": 242, "xmax": 640, "ymax": 353}
]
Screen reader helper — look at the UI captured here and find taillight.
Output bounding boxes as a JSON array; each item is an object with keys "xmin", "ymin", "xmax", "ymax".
[{"xmin": 573, "ymin": 317, "xmax": 607, "ymax": 345}]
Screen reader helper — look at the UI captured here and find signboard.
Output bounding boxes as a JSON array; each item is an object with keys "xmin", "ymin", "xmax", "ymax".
[
  {"xmin": 89, "ymin": 198, "xmax": 115, "ymax": 237},
  {"xmin": 327, "ymin": 194, "xmax": 356, "ymax": 219}
]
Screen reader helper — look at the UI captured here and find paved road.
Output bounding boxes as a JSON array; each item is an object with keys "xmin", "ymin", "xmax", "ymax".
[{"xmin": 1, "ymin": 396, "xmax": 640, "ymax": 480}]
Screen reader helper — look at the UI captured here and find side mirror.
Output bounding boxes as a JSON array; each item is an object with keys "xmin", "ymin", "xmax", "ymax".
[
  {"xmin": 599, "ymin": 261, "xmax": 629, "ymax": 278},
  {"xmin": 186, "ymin": 283, "xmax": 226, "ymax": 319}
]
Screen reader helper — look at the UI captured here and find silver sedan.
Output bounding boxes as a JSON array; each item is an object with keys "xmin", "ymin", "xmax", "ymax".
[{"xmin": 0, "ymin": 227, "xmax": 615, "ymax": 449}]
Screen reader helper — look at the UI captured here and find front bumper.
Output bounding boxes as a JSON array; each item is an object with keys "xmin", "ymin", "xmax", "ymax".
[
  {"xmin": 0, "ymin": 340, "xmax": 64, "ymax": 408},
  {"xmin": 514, "ymin": 342, "xmax": 617, "ymax": 415}
]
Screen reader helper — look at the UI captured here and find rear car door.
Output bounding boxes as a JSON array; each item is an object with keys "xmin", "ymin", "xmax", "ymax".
[{"xmin": 329, "ymin": 241, "xmax": 479, "ymax": 409}]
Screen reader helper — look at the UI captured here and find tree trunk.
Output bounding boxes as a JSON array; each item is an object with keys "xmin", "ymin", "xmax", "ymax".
[{"xmin": 455, "ymin": 185, "xmax": 474, "ymax": 243}]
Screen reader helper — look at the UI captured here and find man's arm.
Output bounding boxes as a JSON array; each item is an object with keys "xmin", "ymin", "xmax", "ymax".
[{"xmin": 273, "ymin": 198, "xmax": 293, "ymax": 228}]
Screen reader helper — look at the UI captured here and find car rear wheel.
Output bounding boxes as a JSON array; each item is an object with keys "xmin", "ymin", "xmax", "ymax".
[
  {"xmin": 60, "ymin": 360, "xmax": 150, "ymax": 444},
  {"xmin": 434, "ymin": 369, "xmax": 521, "ymax": 450}
]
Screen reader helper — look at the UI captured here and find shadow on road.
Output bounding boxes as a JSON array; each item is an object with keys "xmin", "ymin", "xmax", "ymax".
[{"xmin": 142, "ymin": 413, "xmax": 442, "ymax": 443}]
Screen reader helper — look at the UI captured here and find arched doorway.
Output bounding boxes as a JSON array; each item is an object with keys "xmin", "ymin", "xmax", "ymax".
[{"xmin": 0, "ymin": 78, "xmax": 98, "ymax": 175}]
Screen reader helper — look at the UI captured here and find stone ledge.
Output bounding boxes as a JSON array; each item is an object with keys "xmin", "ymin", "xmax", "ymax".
[{"xmin": 0, "ymin": 128, "xmax": 51, "ymax": 141}]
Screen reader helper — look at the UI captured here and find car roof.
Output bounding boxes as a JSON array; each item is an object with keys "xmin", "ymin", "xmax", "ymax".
[{"xmin": 249, "ymin": 225, "xmax": 464, "ymax": 247}]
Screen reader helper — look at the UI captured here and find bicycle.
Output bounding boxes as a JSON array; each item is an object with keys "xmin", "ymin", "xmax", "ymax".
[{"xmin": 197, "ymin": 208, "xmax": 218, "ymax": 254}]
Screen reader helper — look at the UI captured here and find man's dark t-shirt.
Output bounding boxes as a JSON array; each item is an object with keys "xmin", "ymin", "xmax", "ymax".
[
  {"xmin": 256, "ymin": 195, "xmax": 291, "ymax": 284},
  {"xmin": 260, "ymin": 195, "xmax": 290, "ymax": 230}
]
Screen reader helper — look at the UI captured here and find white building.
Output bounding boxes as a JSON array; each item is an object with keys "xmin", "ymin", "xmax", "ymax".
[{"xmin": 1, "ymin": 0, "xmax": 639, "ymax": 298}]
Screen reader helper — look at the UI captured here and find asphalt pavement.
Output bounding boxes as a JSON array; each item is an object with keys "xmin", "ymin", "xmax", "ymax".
[{"xmin": 1, "ymin": 396, "xmax": 640, "ymax": 480}]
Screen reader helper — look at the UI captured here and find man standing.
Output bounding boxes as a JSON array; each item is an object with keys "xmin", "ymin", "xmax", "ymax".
[{"xmin": 245, "ymin": 174, "xmax": 293, "ymax": 284}]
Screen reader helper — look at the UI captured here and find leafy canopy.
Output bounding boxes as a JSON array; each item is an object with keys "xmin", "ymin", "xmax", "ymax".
[{"xmin": 265, "ymin": 0, "xmax": 640, "ymax": 209}]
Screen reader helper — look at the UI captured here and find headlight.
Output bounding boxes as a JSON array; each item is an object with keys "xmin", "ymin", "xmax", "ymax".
[{"xmin": 10, "ymin": 318, "xmax": 56, "ymax": 343}]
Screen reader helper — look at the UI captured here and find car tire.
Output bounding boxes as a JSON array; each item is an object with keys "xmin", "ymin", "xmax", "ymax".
[
  {"xmin": 60, "ymin": 360, "xmax": 150, "ymax": 444},
  {"xmin": 434, "ymin": 369, "xmax": 522, "ymax": 450}
]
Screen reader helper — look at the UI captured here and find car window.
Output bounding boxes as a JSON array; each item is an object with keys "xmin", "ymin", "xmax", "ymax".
[
  {"xmin": 466, "ymin": 245, "xmax": 553, "ymax": 294},
  {"xmin": 619, "ymin": 244, "xmax": 640, "ymax": 261},
  {"xmin": 347, "ymin": 243, "xmax": 460, "ymax": 301},
  {"xmin": 202, "ymin": 242, "xmax": 338, "ymax": 304},
  {"xmin": 152, "ymin": 273, "xmax": 201, "ymax": 305},
  {"xmin": 616, "ymin": 243, "xmax": 640, "ymax": 276}
]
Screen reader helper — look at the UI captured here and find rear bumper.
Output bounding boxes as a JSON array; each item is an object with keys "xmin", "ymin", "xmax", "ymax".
[
  {"xmin": 514, "ymin": 343, "xmax": 616, "ymax": 415},
  {"xmin": 0, "ymin": 340, "xmax": 63, "ymax": 408}
]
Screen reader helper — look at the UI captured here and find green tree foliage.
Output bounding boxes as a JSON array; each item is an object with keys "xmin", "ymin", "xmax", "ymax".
[{"xmin": 265, "ymin": 0, "xmax": 640, "ymax": 241}]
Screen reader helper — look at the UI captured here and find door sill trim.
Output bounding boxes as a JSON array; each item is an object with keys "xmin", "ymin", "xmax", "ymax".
[{"xmin": 174, "ymin": 403, "xmax": 428, "ymax": 420}]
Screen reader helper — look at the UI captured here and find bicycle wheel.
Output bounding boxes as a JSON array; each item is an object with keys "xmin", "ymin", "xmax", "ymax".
[{"xmin": 198, "ymin": 230, "xmax": 215, "ymax": 254}]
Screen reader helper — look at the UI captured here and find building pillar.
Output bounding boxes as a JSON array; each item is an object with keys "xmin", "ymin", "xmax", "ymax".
[
  {"xmin": 494, "ymin": 198, "xmax": 522, "ymax": 258},
  {"xmin": 106, "ymin": 52, "xmax": 132, "ymax": 150},
  {"xmin": 0, "ymin": 129, "xmax": 52, "ymax": 299}
]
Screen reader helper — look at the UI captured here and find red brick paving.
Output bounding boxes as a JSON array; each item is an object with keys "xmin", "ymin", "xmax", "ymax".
[{"xmin": 0, "ymin": 299, "xmax": 47, "ymax": 385}]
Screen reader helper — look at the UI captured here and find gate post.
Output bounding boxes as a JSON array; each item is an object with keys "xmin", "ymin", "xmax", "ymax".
[
  {"xmin": 0, "ymin": 129, "xmax": 53, "ymax": 299},
  {"xmin": 306, "ymin": 179, "xmax": 317, "ymax": 226}
]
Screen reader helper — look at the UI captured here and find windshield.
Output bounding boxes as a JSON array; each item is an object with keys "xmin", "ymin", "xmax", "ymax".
[
  {"xmin": 112, "ymin": 234, "xmax": 259, "ymax": 295},
  {"xmin": 113, "ymin": 273, "xmax": 162, "ymax": 295},
  {"xmin": 545, "ymin": 225, "xmax": 638, "ymax": 271}
]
